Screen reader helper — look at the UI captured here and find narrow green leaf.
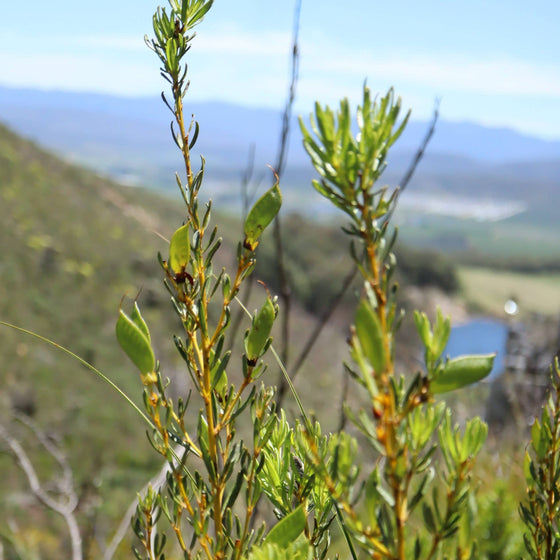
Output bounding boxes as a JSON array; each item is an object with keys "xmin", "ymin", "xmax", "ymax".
[
  {"xmin": 414, "ymin": 311, "xmax": 432, "ymax": 351},
  {"xmin": 221, "ymin": 273, "xmax": 231, "ymax": 299},
  {"xmin": 431, "ymin": 354, "xmax": 495, "ymax": 394},
  {"xmin": 245, "ymin": 297, "xmax": 276, "ymax": 362},
  {"xmin": 462, "ymin": 418, "xmax": 488, "ymax": 459},
  {"xmin": 131, "ymin": 301, "xmax": 151, "ymax": 342},
  {"xmin": 388, "ymin": 108, "xmax": 410, "ymax": 148},
  {"xmin": 169, "ymin": 223, "xmax": 191, "ymax": 274},
  {"xmin": 316, "ymin": 104, "xmax": 336, "ymax": 146},
  {"xmin": 224, "ymin": 471, "xmax": 244, "ymax": 512},
  {"xmin": 432, "ymin": 308, "xmax": 451, "ymax": 359},
  {"xmin": 531, "ymin": 419, "xmax": 547, "ymax": 460},
  {"xmin": 365, "ymin": 469, "xmax": 381, "ymax": 527},
  {"xmin": 197, "ymin": 416, "xmax": 211, "ymax": 462},
  {"xmin": 422, "ymin": 503, "xmax": 437, "ymax": 534},
  {"xmin": 165, "ymin": 38, "xmax": 177, "ymax": 73},
  {"xmin": 188, "ymin": 0, "xmax": 214, "ymax": 27},
  {"xmin": 244, "ymin": 183, "xmax": 282, "ymax": 248},
  {"xmin": 523, "ymin": 451, "xmax": 533, "ymax": 486},
  {"xmin": 355, "ymin": 300, "xmax": 386, "ymax": 373},
  {"xmin": 116, "ymin": 309, "xmax": 155, "ymax": 374},
  {"xmin": 263, "ymin": 505, "xmax": 306, "ymax": 547},
  {"xmin": 409, "ymin": 470, "xmax": 433, "ymax": 512},
  {"xmin": 189, "ymin": 120, "xmax": 200, "ymax": 150},
  {"xmin": 414, "ymin": 537, "xmax": 422, "ymax": 560},
  {"xmin": 211, "ymin": 351, "xmax": 230, "ymax": 392}
]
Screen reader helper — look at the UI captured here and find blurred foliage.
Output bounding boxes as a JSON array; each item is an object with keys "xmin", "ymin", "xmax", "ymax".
[
  {"xmin": 1, "ymin": 93, "xmax": 556, "ymax": 560},
  {"xmin": 296, "ymin": 85, "xmax": 494, "ymax": 559},
  {"xmin": 521, "ymin": 361, "xmax": 560, "ymax": 559},
  {"xmin": 0, "ymin": 122, "xmax": 188, "ymax": 550},
  {"xmin": 1, "ymin": 0, "xmax": 560, "ymax": 555},
  {"xmin": 255, "ymin": 214, "xmax": 458, "ymax": 317}
]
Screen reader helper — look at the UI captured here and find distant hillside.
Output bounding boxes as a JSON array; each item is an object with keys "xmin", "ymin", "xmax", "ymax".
[
  {"xmin": 0, "ymin": 113, "xmax": 554, "ymax": 555},
  {"xmin": 0, "ymin": 122, "xmax": 216, "ymax": 550},
  {"xmin": 0, "ymin": 123, "xmax": 366, "ymax": 549},
  {"xmin": 1, "ymin": 85, "xmax": 559, "ymax": 183},
  {"xmin": 1, "ymin": 84, "xmax": 560, "ymax": 259}
]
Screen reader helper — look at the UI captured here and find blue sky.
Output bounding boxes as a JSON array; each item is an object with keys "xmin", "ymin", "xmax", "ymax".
[{"xmin": 1, "ymin": 1, "xmax": 559, "ymax": 139}]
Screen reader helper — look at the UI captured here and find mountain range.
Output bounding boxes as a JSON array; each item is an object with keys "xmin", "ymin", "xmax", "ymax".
[
  {"xmin": 1, "ymin": 84, "xmax": 559, "ymax": 244},
  {"xmin": 1, "ymin": 85, "xmax": 559, "ymax": 175}
]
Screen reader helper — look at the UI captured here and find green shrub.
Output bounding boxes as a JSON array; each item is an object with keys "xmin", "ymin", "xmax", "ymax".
[
  {"xmin": 112, "ymin": 3, "xmax": 496, "ymax": 558},
  {"xmin": 5, "ymin": 2, "xmax": 560, "ymax": 560}
]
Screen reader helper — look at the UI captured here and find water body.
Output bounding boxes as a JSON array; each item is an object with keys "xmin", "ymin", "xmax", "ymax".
[{"xmin": 444, "ymin": 318, "xmax": 508, "ymax": 379}]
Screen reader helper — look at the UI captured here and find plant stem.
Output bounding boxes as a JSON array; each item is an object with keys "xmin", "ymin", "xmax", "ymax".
[
  {"xmin": 359, "ymin": 181, "xmax": 407, "ymax": 558},
  {"xmin": 172, "ymin": 69, "xmax": 226, "ymax": 552},
  {"xmin": 545, "ymin": 386, "xmax": 560, "ymax": 559},
  {"xmin": 176, "ymin": 95, "xmax": 194, "ymax": 190}
]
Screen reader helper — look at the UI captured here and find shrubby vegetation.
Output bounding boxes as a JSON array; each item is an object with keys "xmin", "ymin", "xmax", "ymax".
[
  {"xmin": 254, "ymin": 216, "xmax": 458, "ymax": 317},
  {"xmin": 1, "ymin": 1, "xmax": 560, "ymax": 559},
  {"xmin": 112, "ymin": 2, "xmax": 497, "ymax": 559}
]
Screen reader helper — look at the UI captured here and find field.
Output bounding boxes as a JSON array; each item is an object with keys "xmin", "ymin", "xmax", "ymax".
[
  {"xmin": 397, "ymin": 211, "xmax": 560, "ymax": 259},
  {"xmin": 457, "ymin": 266, "xmax": 560, "ymax": 317}
]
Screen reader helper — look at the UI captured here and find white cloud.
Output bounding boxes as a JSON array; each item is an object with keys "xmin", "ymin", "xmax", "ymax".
[
  {"xmin": 300, "ymin": 38, "xmax": 560, "ymax": 99},
  {"xmin": 71, "ymin": 35, "xmax": 147, "ymax": 52},
  {"xmin": 1, "ymin": 26, "xmax": 559, "ymax": 138},
  {"xmin": 196, "ymin": 27, "xmax": 291, "ymax": 57},
  {"xmin": 0, "ymin": 52, "xmax": 160, "ymax": 95},
  {"xmin": 55, "ymin": 26, "xmax": 291, "ymax": 57},
  {"xmin": 0, "ymin": 31, "xmax": 147, "ymax": 53},
  {"xmin": 6, "ymin": 27, "xmax": 558, "ymax": 100}
]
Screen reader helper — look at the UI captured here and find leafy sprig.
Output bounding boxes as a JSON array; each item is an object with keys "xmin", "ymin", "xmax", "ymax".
[
  {"xmin": 300, "ymin": 86, "xmax": 493, "ymax": 559},
  {"xmin": 521, "ymin": 359, "xmax": 560, "ymax": 560}
]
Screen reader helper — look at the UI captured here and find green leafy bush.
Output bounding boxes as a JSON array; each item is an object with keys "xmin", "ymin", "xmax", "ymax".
[
  {"xmin": 520, "ymin": 360, "xmax": 560, "ymax": 559},
  {"xmin": 6, "ymin": 2, "xmax": 560, "ymax": 559},
  {"xmin": 111, "ymin": 3, "xmax": 498, "ymax": 558}
]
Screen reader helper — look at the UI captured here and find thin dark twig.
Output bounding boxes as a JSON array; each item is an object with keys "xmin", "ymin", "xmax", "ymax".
[
  {"xmin": 274, "ymin": 0, "xmax": 302, "ymax": 180},
  {"xmin": 248, "ymin": 0, "xmax": 303, "ymax": 530},
  {"xmin": 337, "ymin": 368, "xmax": 351, "ymax": 434},
  {"xmin": 227, "ymin": 144, "xmax": 258, "ymax": 352},
  {"xmin": 241, "ymin": 143, "xmax": 256, "ymax": 223},
  {"xmin": 276, "ymin": 264, "xmax": 358, "ymax": 405},
  {"xmin": 383, "ymin": 100, "xmax": 439, "ymax": 226},
  {"xmin": 400, "ymin": 101, "xmax": 439, "ymax": 191},
  {"xmin": 273, "ymin": 0, "xmax": 302, "ymax": 394},
  {"xmin": 0, "ymin": 416, "xmax": 83, "ymax": 560},
  {"xmin": 277, "ymin": 104, "xmax": 439, "ymax": 407}
]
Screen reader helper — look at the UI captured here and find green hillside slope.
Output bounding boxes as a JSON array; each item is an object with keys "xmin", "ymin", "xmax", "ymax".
[
  {"xmin": 0, "ymin": 122, "xmax": 465, "ymax": 557},
  {"xmin": 0, "ymin": 122, "xmax": 197, "ymax": 552},
  {"xmin": 0, "ymin": 123, "xmax": 355, "ymax": 556}
]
